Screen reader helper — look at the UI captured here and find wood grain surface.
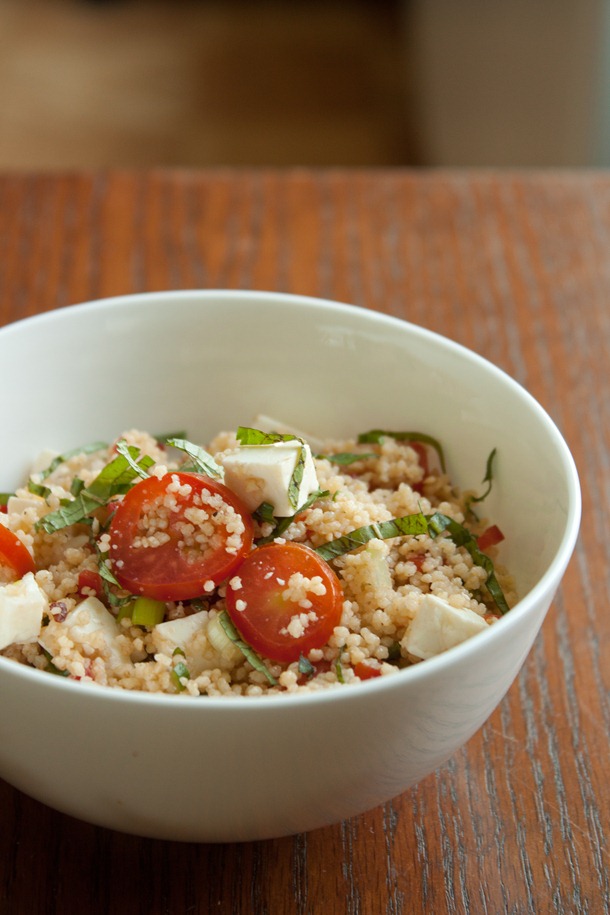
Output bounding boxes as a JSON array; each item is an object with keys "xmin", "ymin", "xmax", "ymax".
[{"xmin": 0, "ymin": 170, "xmax": 607, "ymax": 914}]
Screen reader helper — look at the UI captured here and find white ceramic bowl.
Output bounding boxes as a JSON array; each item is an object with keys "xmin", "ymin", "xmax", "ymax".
[{"xmin": 0, "ymin": 290, "xmax": 580, "ymax": 842}]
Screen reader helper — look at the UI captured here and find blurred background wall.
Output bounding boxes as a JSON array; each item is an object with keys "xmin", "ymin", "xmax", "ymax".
[{"xmin": 0, "ymin": 0, "xmax": 608, "ymax": 169}]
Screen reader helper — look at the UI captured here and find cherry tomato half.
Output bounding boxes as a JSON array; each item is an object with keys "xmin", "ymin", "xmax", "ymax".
[
  {"xmin": 0, "ymin": 525, "xmax": 36, "ymax": 582},
  {"xmin": 109, "ymin": 472, "xmax": 254, "ymax": 602},
  {"xmin": 477, "ymin": 524, "xmax": 505, "ymax": 552},
  {"xmin": 225, "ymin": 541, "xmax": 344, "ymax": 662}
]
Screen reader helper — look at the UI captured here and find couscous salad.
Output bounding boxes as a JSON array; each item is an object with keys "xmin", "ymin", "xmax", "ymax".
[{"xmin": 0, "ymin": 422, "xmax": 515, "ymax": 695}]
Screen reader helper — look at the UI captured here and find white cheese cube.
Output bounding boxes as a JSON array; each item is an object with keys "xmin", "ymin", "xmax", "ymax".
[
  {"xmin": 402, "ymin": 593, "xmax": 488, "ymax": 660},
  {"xmin": 0, "ymin": 572, "xmax": 48, "ymax": 650},
  {"xmin": 219, "ymin": 440, "xmax": 319, "ymax": 517},
  {"xmin": 151, "ymin": 611, "xmax": 208, "ymax": 657},
  {"xmin": 39, "ymin": 596, "xmax": 130, "ymax": 666},
  {"xmin": 6, "ymin": 493, "xmax": 47, "ymax": 523}
]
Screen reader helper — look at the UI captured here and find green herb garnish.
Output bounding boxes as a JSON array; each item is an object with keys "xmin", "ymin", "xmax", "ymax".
[
  {"xmin": 36, "ymin": 447, "xmax": 154, "ymax": 533},
  {"xmin": 217, "ymin": 610, "xmax": 278, "ymax": 686},
  {"xmin": 253, "ymin": 501, "xmax": 276, "ymax": 526},
  {"xmin": 357, "ymin": 430, "xmax": 446, "ymax": 473},
  {"xmin": 335, "ymin": 646, "xmax": 346, "ymax": 684},
  {"xmin": 236, "ymin": 427, "xmax": 300, "ymax": 445},
  {"xmin": 255, "ymin": 489, "xmax": 330, "ymax": 545},
  {"xmin": 39, "ymin": 440, "xmax": 108, "ymax": 481},
  {"xmin": 316, "ymin": 452, "xmax": 376, "ymax": 466},
  {"xmin": 465, "ymin": 448, "xmax": 497, "ymax": 518},
  {"xmin": 114, "ymin": 440, "xmax": 152, "ymax": 480},
  {"xmin": 314, "ymin": 512, "xmax": 429, "ymax": 562},
  {"xmin": 427, "ymin": 511, "xmax": 509, "ymax": 615},
  {"xmin": 0, "ymin": 493, "xmax": 11, "ymax": 507},
  {"xmin": 42, "ymin": 649, "xmax": 70, "ymax": 678},
  {"xmin": 27, "ymin": 480, "xmax": 51, "ymax": 499},
  {"xmin": 298, "ymin": 654, "xmax": 316, "ymax": 678},
  {"xmin": 171, "ymin": 660, "xmax": 191, "ymax": 691},
  {"xmin": 166, "ymin": 437, "xmax": 223, "ymax": 478}
]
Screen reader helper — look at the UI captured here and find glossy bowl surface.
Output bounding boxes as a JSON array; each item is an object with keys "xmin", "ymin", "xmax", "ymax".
[{"xmin": 0, "ymin": 291, "xmax": 580, "ymax": 841}]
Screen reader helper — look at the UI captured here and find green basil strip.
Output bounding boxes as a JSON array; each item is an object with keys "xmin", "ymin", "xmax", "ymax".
[
  {"xmin": 315, "ymin": 512, "xmax": 429, "ymax": 563},
  {"xmin": 298, "ymin": 654, "xmax": 316, "ymax": 678},
  {"xmin": 427, "ymin": 511, "xmax": 510, "ymax": 615},
  {"xmin": 0, "ymin": 493, "xmax": 12, "ymax": 506},
  {"xmin": 236, "ymin": 426, "xmax": 300, "ymax": 445},
  {"xmin": 287, "ymin": 444, "xmax": 305, "ymax": 510},
  {"xmin": 316, "ymin": 451, "xmax": 376, "ymax": 466},
  {"xmin": 253, "ymin": 501, "xmax": 276, "ymax": 526},
  {"xmin": 156, "ymin": 431, "xmax": 187, "ymax": 445},
  {"xmin": 217, "ymin": 610, "xmax": 278, "ymax": 686},
  {"xmin": 171, "ymin": 660, "xmax": 191, "ymax": 691},
  {"xmin": 166, "ymin": 438, "xmax": 223, "ymax": 479},
  {"xmin": 36, "ymin": 447, "xmax": 154, "ymax": 533},
  {"xmin": 465, "ymin": 448, "xmax": 497, "ymax": 516},
  {"xmin": 357, "ymin": 430, "xmax": 446, "ymax": 473},
  {"xmin": 114, "ymin": 440, "xmax": 152, "ymax": 480},
  {"xmin": 256, "ymin": 489, "xmax": 330, "ymax": 546},
  {"xmin": 40, "ymin": 440, "xmax": 108, "ymax": 480},
  {"xmin": 27, "ymin": 481, "xmax": 52, "ymax": 499}
]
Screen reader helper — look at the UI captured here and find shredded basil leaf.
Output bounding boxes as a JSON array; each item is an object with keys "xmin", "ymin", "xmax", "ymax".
[
  {"xmin": 0, "ymin": 493, "xmax": 12, "ymax": 506},
  {"xmin": 27, "ymin": 480, "xmax": 51, "ymax": 499},
  {"xmin": 256, "ymin": 489, "xmax": 330, "ymax": 546},
  {"xmin": 357, "ymin": 429, "xmax": 446, "ymax": 473},
  {"xmin": 166, "ymin": 437, "xmax": 223, "ymax": 479},
  {"xmin": 114, "ymin": 440, "xmax": 152, "ymax": 480},
  {"xmin": 316, "ymin": 451, "xmax": 376, "ymax": 466},
  {"xmin": 236, "ymin": 426, "xmax": 300, "ymax": 445},
  {"xmin": 335, "ymin": 646, "xmax": 346, "ymax": 684},
  {"xmin": 253, "ymin": 501, "xmax": 276, "ymax": 526},
  {"xmin": 287, "ymin": 444, "xmax": 305, "ymax": 510},
  {"xmin": 315, "ymin": 512, "xmax": 429, "ymax": 562},
  {"xmin": 156, "ymin": 431, "xmax": 187, "ymax": 445},
  {"xmin": 427, "ymin": 511, "xmax": 509, "ymax": 615},
  {"xmin": 465, "ymin": 448, "xmax": 497, "ymax": 518},
  {"xmin": 36, "ymin": 447, "xmax": 154, "ymax": 533},
  {"xmin": 70, "ymin": 478, "xmax": 85, "ymax": 497},
  {"xmin": 42, "ymin": 649, "xmax": 70, "ymax": 678},
  {"xmin": 40, "ymin": 440, "xmax": 108, "ymax": 480},
  {"xmin": 217, "ymin": 610, "xmax": 278, "ymax": 685},
  {"xmin": 298, "ymin": 654, "xmax": 316, "ymax": 678}
]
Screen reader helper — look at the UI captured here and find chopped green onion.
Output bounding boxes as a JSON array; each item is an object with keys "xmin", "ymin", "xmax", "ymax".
[
  {"xmin": 465, "ymin": 448, "xmax": 497, "ymax": 517},
  {"xmin": 357, "ymin": 430, "xmax": 446, "ymax": 473},
  {"xmin": 314, "ymin": 512, "xmax": 429, "ymax": 562},
  {"xmin": 207, "ymin": 614, "xmax": 242, "ymax": 661},
  {"xmin": 298, "ymin": 654, "xmax": 316, "ymax": 678},
  {"xmin": 130, "ymin": 597, "xmax": 166, "ymax": 627},
  {"xmin": 115, "ymin": 602, "xmax": 135, "ymax": 623},
  {"xmin": 256, "ymin": 489, "xmax": 330, "ymax": 545},
  {"xmin": 426, "ymin": 511, "xmax": 510, "ymax": 615},
  {"xmin": 217, "ymin": 610, "xmax": 278, "ymax": 685},
  {"xmin": 40, "ymin": 440, "xmax": 108, "ymax": 480},
  {"xmin": 316, "ymin": 452, "xmax": 376, "ymax": 466},
  {"xmin": 36, "ymin": 447, "xmax": 154, "ymax": 533},
  {"xmin": 171, "ymin": 660, "xmax": 190, "ymax": 691},
  {"xmin": 236, "ymin": 426, "xmax": 300, "ymax": 445},
  {"xmin": 166, "ymin": 437, "xmax": 223, "ymax": 478}
]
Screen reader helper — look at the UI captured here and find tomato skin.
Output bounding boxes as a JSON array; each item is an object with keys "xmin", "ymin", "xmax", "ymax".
[
  {"xmin": 77, "ymin": 569, "xmax": 103, "ymax": 598},
  {"xmin": 109, "ymin": 473, "xmax": 254, "ymax": 602},
  {"xmin": 477, "ymin": 524, "xmax": 505, "ymax": 552},
  {"xmin": 353, "ymin": 660, "xmax": 382, "ymax": 680},
  {"xmin": 225, "ymin": 542, "xmax": 344, "ymax": 663},
  {"xmin": 0, "ymin": 525, "xmax": 36, "ymax": 580}
]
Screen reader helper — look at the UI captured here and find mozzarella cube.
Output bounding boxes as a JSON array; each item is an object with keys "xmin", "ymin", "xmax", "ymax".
[
  {"xmin": 6, "ymin": 493, "xmax": 47, "ymax": 523},
  {"xmin": 219, "ymin": 440, "xmax": 319, "ymax": 516},
  {"xmin": 39, "ymin": 596, "xmax": 130, "ymax": 666},
  {"xmin": 402, "ymin": 593, "xmax": 488, "ymax": 660},
  {"xmin": 0, "ymin": 572, "xmax": 48, "ymax": 650},
  {"xmin": 151, "ymin": 611, "xmax": 208, "ymax": 657}
]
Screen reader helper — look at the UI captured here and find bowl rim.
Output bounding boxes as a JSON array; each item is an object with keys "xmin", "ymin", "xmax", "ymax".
[{"xmin": 0, "ymin": 289, "xmax": 582, "ymax": 709}]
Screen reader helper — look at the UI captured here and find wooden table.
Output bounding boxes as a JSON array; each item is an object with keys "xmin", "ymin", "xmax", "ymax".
[{"xmin": 0, "ymin": 170, "xmax": 607, "ymax": 914}]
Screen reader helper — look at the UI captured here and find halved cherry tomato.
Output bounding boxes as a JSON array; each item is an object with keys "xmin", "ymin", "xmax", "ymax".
[
  {"xmin": 477, "ymin": 524, "xmax": 505, "ymax": 552},
  {"xmin": 225, "ymin": 542, "xmax": 343, "ymax": 662},
  {"xmin": 353, "ymin": 660, "xmax": 382, "ymax": 680},
  {"xmin": 0, "ymin": 525, "xmax": 36, "ymax": 581},
  {"xmin": 109, "ymin": 473, "xmax": 254, "ymax": 602},
  {"xmin": 77, "ymin": 569, "xmax": 103, "ymax": 599}
]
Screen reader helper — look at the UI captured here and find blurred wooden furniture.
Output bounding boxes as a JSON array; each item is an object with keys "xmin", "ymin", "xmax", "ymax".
[{"xmin": 0, "ymin": 169, "xmax": 606, "ymax": 914}]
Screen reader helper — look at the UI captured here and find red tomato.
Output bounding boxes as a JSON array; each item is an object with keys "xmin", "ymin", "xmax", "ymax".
[
  {"xmin": 353, "ymin": 660, "xmax": 382, "ymax": 680},
  {"xmin": 109, "ymin": 473, "xmax": 254, "ymax": 602},
  {"xmin": 0, "ymin": 525, "xmax": 36, "ymax": 580},
  {"xmin": 77, "ymin": 569, "xmax": 103, "ymax": 598},
  {"xmin": 477, "ymin": 524, "xmax": 505, "ymax": 552},
  {"xmin": 225, "ymin": 542, "xmax": 344, "ymax": 662},
  {"xmin": 409, "ymin": 441, "xmax": 430, "ymax": 478}
]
